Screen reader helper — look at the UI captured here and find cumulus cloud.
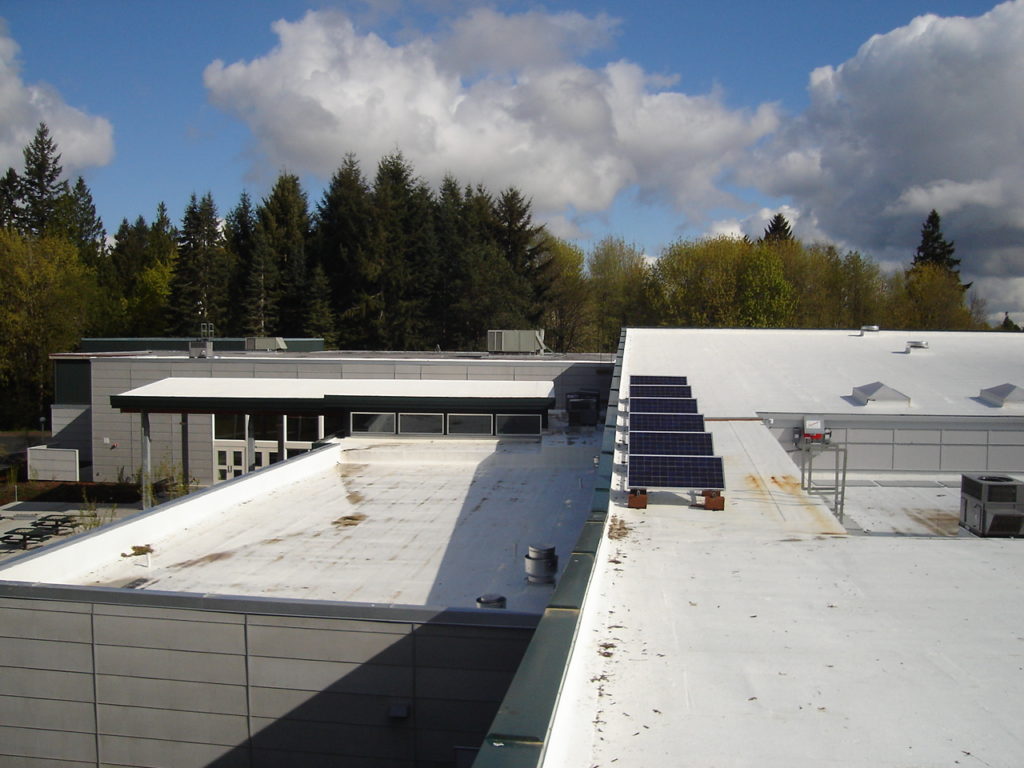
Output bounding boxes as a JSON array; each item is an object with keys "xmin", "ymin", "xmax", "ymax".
[
  {"xmin": 0, "ymin": 22, "xmax": 113, "ymax": 176},
  {"xmin": 744, "ymin": 0, "xmax": 1024, "ymax": 312},
  {"xmin": 203, "ymin": 9, "xmax": 777, "ymax": 224}
]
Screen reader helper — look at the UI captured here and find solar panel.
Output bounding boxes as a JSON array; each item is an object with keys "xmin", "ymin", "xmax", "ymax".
[
  {"xmin": 631, "ymin": 375, "xmax": 687, "ymax": 386},
  {"xmin": 630, "ymin": 384, "xmax": 692, "ymax": 398},
  {"xmin": 628, "ymin": 455, "xmax": 725, "ymax": 489},
  {"xmin": 629, "ymin": 413, "xmax": 705, "ymax": 432},
  {"xmin": 629, "ymin": 431, "xmax": 714, "ymax": 456},
  {"xmin": 630, "ymin": 397, "xmax": 698, "ymax": 414}
]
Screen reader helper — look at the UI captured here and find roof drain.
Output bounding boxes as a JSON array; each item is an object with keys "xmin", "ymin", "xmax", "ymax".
[
  {"xmin": 524, "ymin": 544, "xmax": 558, "ymax": 584},
  {"xmin": 476, "ymin": 594, "xmax": 507, "ymax": 609}
]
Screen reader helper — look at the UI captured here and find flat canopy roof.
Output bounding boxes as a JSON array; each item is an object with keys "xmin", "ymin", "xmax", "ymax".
[{"xmin": 110, "ymin": 377, "xmax": 555, "ymax": 413}]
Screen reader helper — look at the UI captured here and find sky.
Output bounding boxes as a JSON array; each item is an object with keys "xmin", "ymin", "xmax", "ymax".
[{"xmin": 2, "ymin": 0, "xmax": 1022, "ymax": 322}]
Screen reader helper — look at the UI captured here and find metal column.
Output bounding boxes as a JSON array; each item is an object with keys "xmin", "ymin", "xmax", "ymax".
[
  {"xmin": 141, "ymin": 412, "xmax": 152, "ymax": 509},
  {"xmin": 180, "ymin": 413, "xmax": 190, "ymax": 491}
]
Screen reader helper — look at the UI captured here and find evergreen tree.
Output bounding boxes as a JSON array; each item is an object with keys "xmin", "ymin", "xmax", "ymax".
[
  {"xmin": 240, "ymin": 229, "xmax": 278, "ymax": 337},
  {"xmin": 0, "ymin": 168, "xmax": 20, "ymax": 229},
  {"xmin": 257, "ymin": 174, "xmax": 309, "ymax": 336},
  {"xmin": 18, "ymin": 123, "xmax": 69, "ymax": 237},
  {"xmin": 913, "ymin": 210, "xmax": 959, "ymax": 273},
  {"xmin": 224, "ymin": 191, "xmax": 258, "ymax": 335},
  {"xmin": 311, "ymin": 155, "xmax": 373, "ymax": 347},
  {"xmin": 492, "ymin": 187, "xmax": 549, "ymax": 321},
  {"xmin": 167, "ymin": 193, "xmax": 232, "ymax": 335},
  {"xmin": 53, "ymin": 176, "xmax": 106, "ymax": 267},
  {"xmin": 303, "ymin": 262, "xmax": 337, "ymax": 347},
  {"xmin": 761, "ymin": 213, "xmax": 794, "ymax": 242},
  {"xmin": 999, "ymin": 312, "xmax": 1021, "ymax": 332}
]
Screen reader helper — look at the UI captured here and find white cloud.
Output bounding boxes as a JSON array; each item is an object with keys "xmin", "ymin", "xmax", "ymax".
[
  {"xmin": 0, "ymin": 22, "xmax": 113, "ymax": 176},
  {"xmin": 203, "ymin": 9, "xmax": 778, "ymax": 223},
  {"xmin": 744, "ymin": 0, "xmax": 1024, "ymax": 309}
]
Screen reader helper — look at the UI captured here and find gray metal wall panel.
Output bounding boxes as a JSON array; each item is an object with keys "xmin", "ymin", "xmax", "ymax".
[
  {"xmin": 97, "ymin": 702, "xmax": 248, "ymax": 745},
  {"xmin": 0, "ymin": 756, "xmax": 92, "ymax": 768},
  {"xmin": 415, "ymin": 666, "xmax": 514, "ymax": 702},
  {"xmin": 98, "ymin": 734, "xmax": 246, "ymax": 768},
  {"xmin": 96, "ymin": 675, "xmax": 247, "ymax": 715},
  {"xmin": 416, "ymin": 727, "xmax": 488, "ymax": 764},
  {"xmin": 249, "ymin": 656, "xmax": 413, "ymax": 696},
  {"xmin": 249, "ymin": 717, "xmax": 415, "ymax": 761},
  {"xmin": 0, "ymin": 636, "xmax": 93, "ymax": 672},
  {"xmin": 415, "ymin": 697, "xmax": 501, "ymax": 733},
  {"xmin": 247, "ymin": 614, "xmax": 409, "ymax": 634},
  {"xmin": 0, "ymin": 667, "xmax": 94, "ymax": 701},
  {"xmin": 989, "ymin": 444, "xmax": 1024, "ymax": 470},
  {"xmin": 95, "ymin": 645, "xmax": 246, "ymax": 685},
  {"xmin": 249, "ymin": 688, "xmax": 394, "ymax": 726},
  {"xmin": 94, "ymin": 603, "xmax": 243, "ymax": 623},
  {"xmin": 0, "ymin": 724, "xmax": 96, "ymax": 763},
  {"xmin": 0, "ymin": 695, "xmax": 95, "ymax": 732},
  {"xmin": 893, "ymin": 444, "xmax": 941, "ymax": 471},
  {"xmin": 894, "ymin": 429, "xmax": 941, "ymax": 444},
  {"xmin": 414, "ymin": 633, "xmax": 531, "ymax": 672},
  {"xmin": 989, "ymin": 430, "xmax": 1024, "ymax": 445},
  {"xmin": 250, "ymin": 748, "xmax": 410, "ymax": 768},
  {"xmin": 94, "ymin": 614, "xmax": 245, "ymax": 653},
  {"xmin": 941, "ymin": 444, "xmax": 989, "ymax": 471},
  {"xmin": 846, "ymin": 428, "xmax": 895, "ymax": 443},
  {"xmin": 844, "ymin": 443, "xmax": 894, "ymax": 470},
  {"xmin": 248, "ymin": 625, "xmax": 412, "ymax": 665},
  {"xmin": 942, "ymin": 429, "xmax": 989, "ymax": 444},
  {"xmin": 0, "ymin": 606, "xmax": 91, "ymax": 641}
]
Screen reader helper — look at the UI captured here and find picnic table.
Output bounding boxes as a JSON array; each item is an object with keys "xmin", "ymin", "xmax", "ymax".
[
  {"xmin": 33, "ymin": 514, "xmax": 79, "ymax": 533},
  {"xmin": 1, "ymin": 527, "xmax": 51, "ymax": 550}
]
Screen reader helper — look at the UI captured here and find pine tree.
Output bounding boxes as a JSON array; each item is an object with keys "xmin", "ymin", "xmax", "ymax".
[
  {"xmin": 257, "ymin": 174, "xmax": 309, "ymax": 336},
  {"xmin": 492, "ymin": 187, "xmax": 549, "ymax": 322},
  {"xmin": 225, "ymin": 192, "xmax": 258, "ymax": 335},
  {"xmin": 18, "ymin": 123, "xmax": 69, "ymax": 237},
  {"xmin": 913, "ymin": 210, "xmax": 959, "ymax": 273},
  {"xmin": 0, "ymin": 168, "xmax": 20, "ymax": 229},
  {"xmin": 240, "ymin": 230, "xmax": 278, "ymax": 337},
  {"xmin": 762, "ymin": 213, "xmax": 794, "ymax": 242},
  {"xmin": 167, "ymin": 193, "xmax": 232, "ymax": 335},
  {"xmin": 303, "ymin": 262, "xmax": 337, "ymax": 347},
  {"xmin": 54, "ymin": 176, "xmax": 106, "ymax": 268}
]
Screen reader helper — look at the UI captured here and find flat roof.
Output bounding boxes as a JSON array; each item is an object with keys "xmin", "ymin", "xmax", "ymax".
[
  {"xmin": 110, "ymin": 377, "xmax": 555, "ymax": 413},
  {"xmin": 533, "ymin": 329, "xmax": 1024, "ymax": 767},
  {"xmin": 0, "ymin": 432, "xmax": 598, "ymax": 614},
  {"xmin": 627, "ymin": 328, "xmax": 1024, "ymax": 417}
]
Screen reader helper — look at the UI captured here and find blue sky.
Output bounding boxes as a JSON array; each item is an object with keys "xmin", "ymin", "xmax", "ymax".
[{"xmin": 2, "ymin": 1, "xmax": 1022, "ymax": 318}]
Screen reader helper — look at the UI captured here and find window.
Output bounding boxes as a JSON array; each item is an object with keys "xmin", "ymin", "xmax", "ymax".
[
  {"xmin": 287, "ymin": 447, "xmax": 309, "ymax": 459},
  {"xmin": 218, "ymin": 469, "xmax": 228, "ymax": 481},
  {"xmin": 251, "ymin": 413, "xmax": 281, "ymax": 441},
  {"xmin": 217, "ymin": 450, "xmax": 227, "ymax": 466},
  {"xmin": 233, "ymin": 450, "xmax": 243, "ymax": 466},
  {"xmin": 495, "ymin": 414, "xmax": 542, "ymax": 435},
  {"xmin": 323, "ymin": 412, "xmax": 346, "ymax": 437},
  {"xmin": 399, "ymin": 413, "xmax": 444, "ymax": 435},
  {"xmin": 351, "ymin": 412, "xmax": 396, "ymax": 434},
  {"xmin": 447, "ymin": 414, "xmax": 493, "ymax": 435},
  {"xmin": 214, "ymin": 414, "xmax": 245, "ymax": 440},
  {"xmin": 287, "ymin": 414, "xmax": 319, "ymax": 442}
]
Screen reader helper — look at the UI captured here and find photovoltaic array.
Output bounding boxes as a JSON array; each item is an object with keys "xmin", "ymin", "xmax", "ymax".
[
  {"xmin": 629, "ymin": 413, "xmax": 705, "ymax": 432},
  {"xmin": 627, "ymin": 455, "xmax": 725, "ymax": 490},
  {"xmin": 630, "ymin": 384, "xmax": 693, "ymax": 398},
  {"xmin": 631, "ymin": 375, "xmax": 687, "ymax": 386},
  {"xmin": 629, "ymin": 431, "xmax": 714, "ymax": 456},
  {"xmin": 630, "ymin": 398, "xmax": 698, "ymax": 414},
  {"xmin": 626, "ymin": 374, "xmax": 724, "ymax": 490}
]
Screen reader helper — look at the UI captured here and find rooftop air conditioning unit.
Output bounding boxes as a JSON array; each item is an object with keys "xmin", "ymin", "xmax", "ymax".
[
  {"xmin": 960, "ymin": 474, "xmax": 1024, "ymax": 537},
  {"xmin": 245, "ymin": 336, "xmax": 288, "ymax": 352},
  {"xmin": 487, "ymin": 330, "xmax": 546, "ymax": 354},
  {"xmin": 188, "ymin": 340, "xmax": 213, "ymax": 359}
]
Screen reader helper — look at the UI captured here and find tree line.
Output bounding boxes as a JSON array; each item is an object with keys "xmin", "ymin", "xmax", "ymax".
[{"xmin": 0, "ymin": 124, "xmax": 1003, "ymax": 428}]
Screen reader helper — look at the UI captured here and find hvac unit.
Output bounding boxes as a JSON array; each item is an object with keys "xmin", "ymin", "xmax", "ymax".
[
  {"xmin": 487, "ymin": 330, "xmax": 547, "ymax": 354},
  {"xmin": 244, "ymin": 336, "xmax": 288, "ymax": 351},
  {"xmin": 960, "ymin": 474, "xmax": 1024, "ymax": 537},
  {"xmin": 188, "ymin": 340, "xmax": 213, "ymax": 358}
]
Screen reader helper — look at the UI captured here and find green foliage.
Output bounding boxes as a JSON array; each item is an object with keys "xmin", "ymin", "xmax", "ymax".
[
  {"xmin": 587, "ymin": 236, "xmax": 653, "ymax": 350},
  {"xmin": 537, "ymin": 238, "xmax": 593, "ymax": 352},
  {"xmin": 0, "ymin": 231, "xmax": 99, "ymax": 425},
  {"xmin": 257, "ymin": 174, "xmax": 310, "ymax": 336}
]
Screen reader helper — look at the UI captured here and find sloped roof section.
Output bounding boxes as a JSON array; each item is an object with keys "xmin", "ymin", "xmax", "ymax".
[
  {"xmin": 979, "ymin": 382, "xmax": 1024, "ymax": 407},
  {"xmin": 851, "ymin": 381, "xmax": 911, "ymax": 406}
]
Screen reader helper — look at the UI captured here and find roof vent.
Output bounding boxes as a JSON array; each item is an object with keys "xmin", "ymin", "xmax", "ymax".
[
  {"xmin": 905, "ymin": 340, "xmax": 929, "ymax": 352},
  {"xmin": 476, "ymin": 594, "xmax": 507, "ymax": 609},
  {"xmin": 524, "ymin": 544, "xmax": 557, "ymax": 584},
  {"xmin": 244, "ymin": 337, "xmax": 288, "ymax": 351},
  {"xmin": 851, "ymin": 381, "xmax": 910, "ymax": 406},
  {"xmin": 979, "ymin": 383, "xmax": 1024, "ymax": 407},
  {"xmin": 859, "ymin": 325, "xmax": 880, "ymax": 335},
  {"xmin": 188, "ymin": 340, "xmax": 213, "ymax": 359}
]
